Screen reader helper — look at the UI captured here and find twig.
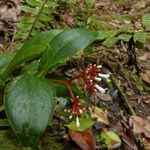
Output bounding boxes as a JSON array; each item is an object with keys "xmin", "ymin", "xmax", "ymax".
[{"xmin": 26, "ymin": 0, "xmax": 49, "ymax": 40}]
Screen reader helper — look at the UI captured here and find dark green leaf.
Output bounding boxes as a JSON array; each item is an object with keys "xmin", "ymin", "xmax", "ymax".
[
  {"xmin": 134, "ymin": 32, "xmax": 147, "ymax": 43},
  {"xmin": 142, "ymin": 15, "xmax": 150, "ymax": 30},
  {"xmin": 66, "ymin": 117, "xmax": 94, "ymax": 132},
  {"xmin": 21, "ymin": 60, "xmax": 39, "ymax": 75},
  {"xmin": 4, "ymin": 74, "xmax": 56, "ymax": 147},
  {"xmin": 0, "ymin": 52, "xmax": 16, "ymax": 76},
  {"xmin": 1, "ymin": 30, "xmax": 62, "ymax": 81},
  {"xmin": 39, "ymin": 29, "xmax": 95, "ymax": 76}
]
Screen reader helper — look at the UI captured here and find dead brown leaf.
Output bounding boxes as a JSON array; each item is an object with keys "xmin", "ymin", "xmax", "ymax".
[
  {"xmin": 129, "ymin": 116, "xmax": 150, "ymax": 139},
  {"xmin": 140, "ymin": 71, "xmax": 150, "ymax": 84},
  {"xmin": 91, "ymin": 106, "xmax": 109, "ymax": 125},
  {"xmin": 69, "ymin": 129, "xmax": 96, "ymax": 150}
]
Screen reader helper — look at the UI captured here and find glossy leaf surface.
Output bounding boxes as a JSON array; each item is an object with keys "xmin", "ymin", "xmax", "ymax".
[
  {"xmin": 39, "ymin": 29, "xmax": 95, "ymax": 75},
  {"xmin": 4, "ymin": 74, "xmax": 56, "ymax": 147},
  {"xmin": 2, "ymin": 30, "xmax": 62, "ymax": 81}
]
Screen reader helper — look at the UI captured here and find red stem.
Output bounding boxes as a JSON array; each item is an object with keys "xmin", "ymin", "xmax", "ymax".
[{"xmin": 51, "ymin": 79, "xmax": 76, "ymax": 102}]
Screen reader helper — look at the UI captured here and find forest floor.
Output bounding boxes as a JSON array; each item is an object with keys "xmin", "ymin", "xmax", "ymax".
[{"xmin": 0, "ymin": 0, "xmax": 150, "ymax": 150}]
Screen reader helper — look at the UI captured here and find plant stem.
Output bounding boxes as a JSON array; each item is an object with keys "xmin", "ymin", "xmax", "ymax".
[
  {"xmin": 51, "ymin": 79, "xmax": 76, "ymax": 101},
  {"xmin": 26, "ymin": 0, "xmax": 49, "ymax": 40}
]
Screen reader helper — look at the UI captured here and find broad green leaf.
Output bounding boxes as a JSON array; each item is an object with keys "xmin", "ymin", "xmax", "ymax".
[
  {"xmin": 102, "ymin": 37, "xmax": 119, "ymax": 47},
  {"xmin": 118, "ymin": 34, "xmax": 132, "ymax": 42},
  {"xmin": 101, "ymin": 130, "xmax": 121, "ymax": 149},
  {"xmin": 134, "ymin": 32, "xmax": 147, "ymax": 43},
  {"xmin": 4, "ymin": 74, "xmax": 56, "ymax": 147},
  {"xmin": 1, "ymin": 30, "xmax": 62, "ymax": 81},
  {"xmin": 66, "ymin": 117, "xmax": 94, "ymax": 132},
  {"xmin": 142, "ymin": 15, "xmax": 150, "ymax": 30},
  {"xmin": 39, "ymin": 29, "xmax": 95, "ymax": 76},
  {"xmin": 0, "ymin": 52, "xmax": 16, "ymax": 76}
]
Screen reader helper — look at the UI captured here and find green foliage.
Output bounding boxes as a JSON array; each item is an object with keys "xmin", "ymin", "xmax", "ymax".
[
  {"xmin": 142, "ymin": 15, "xmax": 150, "ymax": 31},
  {"xmin": 4, "ymin": 74, "xmax": 56, "ymax": 147},
  {"xmin": 66, "ymin": 117, "xmax": 94, "ymax": 132},
  {"xmin": 38, "ymin": 29, "xmax": 95, "ymax": 76},
  {"xmin": 1, "ymin": 30, "xmax": 62, "ymax": 81},
  {"xmin": 100, "ymin": 130, "xmax": 121, "ymax": 149},
  {"xmin": 16, "ymin": 0, "xmax": 59, "ymax": 40},
  {"xmin": 134, "ymin": 32, "xmax": 148, "ymax": 44},
  {"xmin": 0, "ymin": 28, "xmax": 95, "ymax": 147}
]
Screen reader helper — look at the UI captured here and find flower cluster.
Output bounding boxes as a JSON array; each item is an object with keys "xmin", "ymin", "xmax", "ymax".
[
  {"xmin": 71, "ymin": 64, "xmax": 111, "ymax": 94},
  {"xmin": 67, "ymin": 64, "xmax": 111, "ymax": 127}
]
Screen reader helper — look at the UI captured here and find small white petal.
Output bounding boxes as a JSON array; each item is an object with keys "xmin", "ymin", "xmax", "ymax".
[
  {"xmin": 76, "ymin": 116, "xmax": 80, "ymax": 127},
  {"xmin": 69, "ymin": 115, "xmax": 72, "ymax": 119},
  {"xmin": 76, "ymin": 96, "xmax": 79, "ymax": 99},
  {"xmin": 94, "ymin": 84, "xmax": 106, "ymax": 94},
  {"xmin": 97, "ymin": 65, "xmax": 102, "ymax": 68},
  {"xmin": 95, "ymin": 77, "xmax": 102, "ymax": 81},
  {"xmin": 98, "ymin": 73, "xmax": 110, "ymax": 79},
  {"xmin": 79, "ymin": 109, "xmax": 83, "ymax": 114}
]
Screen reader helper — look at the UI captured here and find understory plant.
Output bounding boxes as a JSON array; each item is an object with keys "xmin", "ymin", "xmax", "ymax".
[
  {"xmin": 0, "ymin": 28, "xmax": 99, "ymax": 147},
  {"xmin": 0, "ymin": 0, "xmax": 149, "ymax": 148}
]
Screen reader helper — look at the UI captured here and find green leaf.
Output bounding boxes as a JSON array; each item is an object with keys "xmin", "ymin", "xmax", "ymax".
[
  {"xmin": 22, "ymin": 6, "xmax": 37, "ymax": 14},
  {"xmin": 0, "ymin": 52, "xmax": 16, "ymax": 76},
  {"xmin": 1, "ymin": 30, "xmax": 62, "ymax": 81},
  {"xmin": 134, "ymin": 32, "xmax": 147, "ymax": 43},
  {"xmin": 39, "ymin": 28, "xmax": 95, "ymax": 76},
  {"xmin": 118, "ymin": 34, "xmax": 132, "ymax": 42},
  {"xmin": 4, "ymin": 74, "xmax": 56, "ymax": 147},
  {"xmin": 66, "ymin": 117, "xmax": 94, "ymax": 132},
  {"xmin": 21, "ymin": 60, "xmax": 39, "ymax": 75},
  {"xmin": 142, "ymin": 15, "xmax": 150, "ymax": 30},
  {"xmin": 46, "ymin": 1, "xmax": 58, "ymax": 7},
  {"xmin": 102, "ymin": 37, "xmax": 119, "ymax": 47},
  {"xmin": 101, "ymin": 130, "xmax": 121, "ymax": 149},
  {"xmin": 96, "ymin": 30, "xmax": 118, "ymax": 40},
  {"xmin": 26, "ymin": 0, "xmax": 41, "ymax": 6}
]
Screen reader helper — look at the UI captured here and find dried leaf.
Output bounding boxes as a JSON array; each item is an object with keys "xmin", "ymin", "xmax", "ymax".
[
  {"xmin": 91, "ymin": 107, "xmax": 109, "ymax": 125},
  {"xmin": 69, "ymin": 129, "xmax": 96, "ymax": 150},
  {"xmin": 140, "ymin": 71, "xmax": 150, "ymax": 84},
  {"xmin": 129, "ymin": 116, "xmax": 150, "ymax": 139},
  {"xmin": 122, "ymin": 136, "xmax": 138, "ymax": 150}
]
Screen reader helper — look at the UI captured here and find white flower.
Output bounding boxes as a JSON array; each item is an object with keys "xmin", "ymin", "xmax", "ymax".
[
  {"xmin": 97, "ymin": 65, "xmax": 102, "ymax": 68},
  {"xmin": 76, "ymin": 116, "xmax": 80, "ymax": 127},
  {"xmin": 98, "ymin": 73, "xmax": 111, "ymax": 79},
  {"xmin": 69, "ymin": 115, "xmax": 72, "ymax": 119},
  {"xmin": 95, "ymin": 77, "xmax": 102, "ymax": 82},
  {"xmin": 94, "ymin": 84, "xmax": 107, "ymax": 94}
]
